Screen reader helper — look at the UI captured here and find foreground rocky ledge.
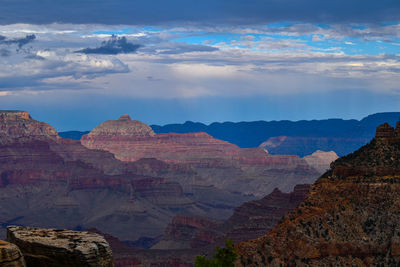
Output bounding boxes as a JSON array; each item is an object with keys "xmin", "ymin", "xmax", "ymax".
[{"xmin": 6, "ymin": 226, "xmax": 113, "ymax": 267}]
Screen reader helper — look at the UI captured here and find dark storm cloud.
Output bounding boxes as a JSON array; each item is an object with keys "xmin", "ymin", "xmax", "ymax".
[
  {"xmin": 0, "ymin": 34, "xmax": 36, "ymax": 48},
  {"xmin": 0, "ymin": 0, "xmax": 399, "ymax": 25},
  {"xmin": 75, "ymin": 36, "xmax": 141, "ymax": 55}
]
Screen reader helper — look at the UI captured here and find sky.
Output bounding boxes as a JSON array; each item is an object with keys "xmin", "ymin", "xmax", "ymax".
[{"xmin": 0, "ymin": 0, "xmax": 399, "ymax": 131}]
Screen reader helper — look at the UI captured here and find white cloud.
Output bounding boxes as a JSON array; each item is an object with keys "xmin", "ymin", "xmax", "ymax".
[{"xmin": 0, "ymin": 22, "xmax": 399, "ymax": 99}]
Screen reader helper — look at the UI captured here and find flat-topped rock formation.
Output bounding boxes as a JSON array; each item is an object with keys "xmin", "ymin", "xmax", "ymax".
[
  {"xmin": 0, "ymin": 240, "xmax": 26, "ymax": 267},
  {"xmin": 7, "ymin": 226, "xmax": 113, "ymax": 267},
  {"xmin": 235, "ymin": 122, "xmax": 400, "ymax": 266}
]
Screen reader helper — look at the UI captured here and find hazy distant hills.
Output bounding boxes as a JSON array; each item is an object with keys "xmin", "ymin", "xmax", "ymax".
[
  {"xmin": 59, "ymin": 112, "xmax": 400, "ymax": 157},
  {"xmin": 152, "ymin": 112, "xmax": 400, "ymax": 156}
]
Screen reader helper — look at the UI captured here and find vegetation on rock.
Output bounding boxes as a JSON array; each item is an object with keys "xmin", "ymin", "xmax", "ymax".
[{"xmin": 195, "ymin": 239, "xmax": 237, "ymax": 267}]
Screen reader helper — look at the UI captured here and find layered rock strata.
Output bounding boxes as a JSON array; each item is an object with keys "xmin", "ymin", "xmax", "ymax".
[
  {"xmin": 0, "ymin": 111, "xmax": 208, "ymax": 241},
  {"xmin": 235, "ymin": 122, "xmax": 400, "ymax": 266},
  {"xmin": 0, "ymin": 111, "xmax": 327, "ymax": 249},
  {"xmin": 81, "ymin": 115, "xmax": 325, "ymax": 197}
]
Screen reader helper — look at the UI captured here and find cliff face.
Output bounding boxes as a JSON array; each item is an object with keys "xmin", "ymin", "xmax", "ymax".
[
  {"xmin": 81, "ymin": 115, "xmax": 324, "ymax": 197},
  {"xmin": 235, "ymin": 122, "xmax": 400, "ymax": 266}
]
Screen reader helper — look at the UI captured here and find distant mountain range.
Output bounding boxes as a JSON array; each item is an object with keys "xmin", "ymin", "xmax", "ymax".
[{"xmin": 59, "ymin": 112, "xmax": 400, "ymax": 156}]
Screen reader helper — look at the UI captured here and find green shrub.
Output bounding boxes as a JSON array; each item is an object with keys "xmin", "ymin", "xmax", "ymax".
[{"xmin": 195, "ymin": 239, "xmax": 237, "ymax": 267}]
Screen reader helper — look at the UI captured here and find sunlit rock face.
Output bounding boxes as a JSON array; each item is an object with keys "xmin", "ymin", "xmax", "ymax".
[
  {"xmin": 235, "ymin": 121, "xmax": 400, "ymax": 266},
  {"xmin": 303, "ymin": 150, "xmax": 339, "ymax": 173}
]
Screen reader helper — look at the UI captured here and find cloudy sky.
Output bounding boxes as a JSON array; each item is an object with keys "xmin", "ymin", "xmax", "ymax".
[{"xmin": 0, "ymin": 0, "xmax": 399, "ymax": 130}]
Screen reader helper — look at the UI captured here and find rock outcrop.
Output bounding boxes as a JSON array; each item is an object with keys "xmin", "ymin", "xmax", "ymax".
[
  {"xmin": 0, "ymin": 240, "xmax": 26, "ymax": 267},
  {"xmin": 235, "ymin": 122, "xmax": 400, "ymax": 266},
  {"xmin": 85, "ymin": 114, "xmax": 155, "ymax": 138},
  {"xmin": 7, "ymin": 226, "xmax": 113, "ymax": 267},
  {"xmin": 0, "ymin": 110, "xmax": 58, "ymax": 144},
  {"xmin": 303, "ymin": 150, "xmax": 338, "ymax": 173}
]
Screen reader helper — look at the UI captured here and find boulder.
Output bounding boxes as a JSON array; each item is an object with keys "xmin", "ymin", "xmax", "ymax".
[{"xmin": 7, "ymin": 226, "xmax": 113, "ymax": 267}]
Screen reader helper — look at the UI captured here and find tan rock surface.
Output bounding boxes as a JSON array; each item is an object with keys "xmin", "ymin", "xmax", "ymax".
[
  {"xmin": 7, "ymin": 226, "xmax": 113, "ymax": 267},
  {"xmin": 0, "ymin": 240, "xmax": 26, "ymax": 267},
  {"xmin": 303, "ymin": 150, "xmax": 338, "ymax": 173}
]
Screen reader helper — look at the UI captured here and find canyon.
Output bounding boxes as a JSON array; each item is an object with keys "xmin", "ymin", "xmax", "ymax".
[{"xmin": 0, "ymin": 110, "xmax": 339, "ymax": 265}]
